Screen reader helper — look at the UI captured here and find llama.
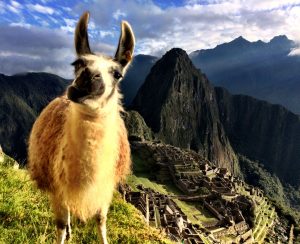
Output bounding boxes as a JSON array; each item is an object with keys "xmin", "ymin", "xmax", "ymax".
[{"xmin": 28, "ymin": 11, "xmax": 134, "ymax": 244}]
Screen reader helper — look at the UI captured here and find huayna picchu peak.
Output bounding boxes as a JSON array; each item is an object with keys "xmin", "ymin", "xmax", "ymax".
[{"xmin": 131, "ymin": 48, "xmax": 239, "ymax": 174}]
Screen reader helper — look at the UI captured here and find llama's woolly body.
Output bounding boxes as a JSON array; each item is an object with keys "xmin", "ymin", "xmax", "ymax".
[
  {"xmin": 28, "ymin": 11, "xmax": 134, "ymax": 243},
  {"xmin": 29, "ymin": 95, "xmax": 130, "ymax": 220}
]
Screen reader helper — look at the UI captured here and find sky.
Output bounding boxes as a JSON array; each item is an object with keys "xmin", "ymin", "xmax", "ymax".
[{"xmin": 1, "ymin": 0, "xmax": 300, "ymax": 78}]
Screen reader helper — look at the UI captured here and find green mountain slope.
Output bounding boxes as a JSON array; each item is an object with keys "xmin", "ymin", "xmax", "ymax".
[{"xmin": 0, "ymin": 72, "xmax": 69, "ymax": 163}]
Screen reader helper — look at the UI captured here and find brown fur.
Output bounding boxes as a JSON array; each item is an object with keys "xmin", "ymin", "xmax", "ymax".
[{"xmin": 28, "ymin": 94, "xmax": 131, "ymax": 220}]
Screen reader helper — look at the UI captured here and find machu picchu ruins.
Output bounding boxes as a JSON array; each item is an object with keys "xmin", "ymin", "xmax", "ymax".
[{"xmin": 123, "ymin": 140, "xmax": 292, "ymax": 243}]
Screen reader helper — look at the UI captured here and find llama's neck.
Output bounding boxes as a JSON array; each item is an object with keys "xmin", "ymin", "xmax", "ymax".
[
  {"xmin": 67, "ymin": 98, "xmax": 120, "ymax": 146},
  {"xmin": 63, "ymin": 97, "xmax": 121, "ymax": 184},
  {"xmin": 60, "ymin": 97, "xmax": 122, "ymax": 217}
]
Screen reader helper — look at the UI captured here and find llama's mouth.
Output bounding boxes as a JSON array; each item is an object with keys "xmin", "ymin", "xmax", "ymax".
[{"xmin": 67, "ymin": 84, "xmax": 105, "ymax": 104}]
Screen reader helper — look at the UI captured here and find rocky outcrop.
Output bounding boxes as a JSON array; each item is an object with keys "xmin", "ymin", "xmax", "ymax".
[
  {"xmin": 123, "ymin": 110, "xmax": 154, "ymax": 141},
  {"xmin": 131, "ymin": 48, "xmax": 239, "ymax": 174}
]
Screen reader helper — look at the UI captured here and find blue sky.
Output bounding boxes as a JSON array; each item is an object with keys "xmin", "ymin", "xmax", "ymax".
[{"xmin": 1, "ymin": 0, "xmax": 300, "ymax": 78}]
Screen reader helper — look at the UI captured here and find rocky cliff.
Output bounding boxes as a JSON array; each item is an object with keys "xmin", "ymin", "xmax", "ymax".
[
  {"xmin": 215, "ymin": 87, "xmax": 300, "ymax": 187},
  {"xmin": 131, "ymin": 48, "xmax": 239, "ymax": 173}
]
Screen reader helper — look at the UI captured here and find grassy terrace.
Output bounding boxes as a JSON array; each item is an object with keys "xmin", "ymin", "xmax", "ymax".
[
  {"xmin": 127, "ymin": 175, "xmax": 215, "ymax": 244},
  {"xmin": 253, "ymin": 203, "xmax": 275, "ymax": 243},
  {"xmin": 127, "ymin": 175, "xmax": 217, "ymax": 227},
  {"xmin": 236, "ymin": 183, "xmax": 277, "ymax": 243},
  {"xmin": 245, "ymin": 192, "xmax": 276, "ymax": 243},
  {"xmin": 0, "ymin": 155, "xmax": 172, "ymax": 244}
]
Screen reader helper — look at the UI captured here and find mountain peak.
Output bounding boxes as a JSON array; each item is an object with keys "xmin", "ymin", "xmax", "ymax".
[
  {"xmin": 270, "ymin": 35, "xmax": 289, "ymax": 42},
  {"xmin": 164, "ymin": 48, "xmax": 188, "ymax": 57},
  {"xmin": 158, "ymin": 48, "xmax": 194, "ymax": 70},
  {"xmin": 159, "ymin": 48, "xmax": 190, "ymax": 64},
  {"xmin": 269, "ymin": 35, "xmax": 293, "ymax": 46},
  {"xmin": 230, "ymin": 36, "xmax": 250, "ymax": 45},
  {"xmin": 131, "ymin": 49, "xmax": 238, "ymax": 172},
  {"xmin": 234, "ymin": 35, "xmax": 248, "ymax": 41}
]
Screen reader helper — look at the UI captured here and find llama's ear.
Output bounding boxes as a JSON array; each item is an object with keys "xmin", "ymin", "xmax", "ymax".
[
  {"xmin": 114, "ymin": 21, "xmax": 135, "ymax": 67},
  {"xmin": 75, "ymin": 11, "xmax": 92, "ymax": 56}
]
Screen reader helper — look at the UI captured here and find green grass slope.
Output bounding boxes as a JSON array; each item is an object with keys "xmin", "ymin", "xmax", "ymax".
[{"xmin": 0, "ymin": 154, "xmax": 171, "ymax": 244}]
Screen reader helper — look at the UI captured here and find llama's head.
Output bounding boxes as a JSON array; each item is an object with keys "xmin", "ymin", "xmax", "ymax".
[{"xmin": 67, "ymin": 12, "xmax": 135, "ymax": 110}]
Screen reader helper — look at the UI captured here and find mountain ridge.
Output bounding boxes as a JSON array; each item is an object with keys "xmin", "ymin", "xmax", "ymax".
[
  {"xmin": 190, "ymin": 35, "xmax": 294, "ymax": 54},
  {"xmin": 190, "ymin": 34, "xmax": 300, "ymax": 114}
]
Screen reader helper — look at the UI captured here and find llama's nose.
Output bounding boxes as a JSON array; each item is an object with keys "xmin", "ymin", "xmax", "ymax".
[{"xmin": 74, "ymin": 68, "xmax": 91, "ymax": 89}]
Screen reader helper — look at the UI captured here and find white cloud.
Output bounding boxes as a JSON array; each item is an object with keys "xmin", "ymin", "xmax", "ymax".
[
  {"xmin": 75, "ymin": 0, "xmax": 300, "ymax": 55},
  {"xmin": 62, "ymin": 6, "xmax": 72, "ymax": 12},
  {"xmin": 113, "ymin": 9, "xmax": 127, "ymax": 20},
  {"xmin": 64, "ymin": 18, "xmax": 76, "ymax": 27},
  {"xmin": 0, "ymin": 51, "xmax": 40, "ymax": 59},
  {"xmin": 0, "ymin": 2, "xmax": 5, "ymax": 13},
  {"xmin": 241, "ymin": 0, "xmax": 300, "ymax": 11},
  {"xmin": 3, "ymin": 0, "xmax": 300, "ymax": 77},
  {"xmin": 100, "ymin": 30, "xmax": 114, "ymax": 38},
  {"xmin": 0, "ymin": 24, "xmax": 117, "ymax": 78},
  {"xmin": 289, "ymin": 45, "xmax": 300, "ymax": 56},
  {"xmin": 60, "ymin": 18, "xmax": 77, "ymax": 33},
  {"xmin": 0, "ymin": 25, "xmax": 74, "ymax": 78},
  {"xmin": 7, "ymin": 3, "xmax": 21, "ymax": 14},
  {"xmin": 27, "ymin": 3, "xmax": 55, "ymax": 15},
  {"xmin": 10, "ymin": 22, "xmax": 31, "ymax": 28},
  {"xmin": 10, "ymin": 0, "xmax": 21, "ymax": 8}
]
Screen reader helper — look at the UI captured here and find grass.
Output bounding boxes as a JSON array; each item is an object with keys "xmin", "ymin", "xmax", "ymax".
[
  {"xmin": 129, "ymin": 153, "xmax": 219, "ymax": 227},
  {"xmin": 127, "ymin": 175, "xmax": 180, "ymax": 195},
  {"xmin": 0, "ymin": 154, "xmax": 172, "ymax": 244}
]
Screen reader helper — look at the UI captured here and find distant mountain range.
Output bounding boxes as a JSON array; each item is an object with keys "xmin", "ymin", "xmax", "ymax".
[
  {"xmin": 190, "ymin": 35, "xmax": 300, "ymax": 114},
  {"xmin": 123, "ymin": 35, "xmax": 300, "ymax": 115},
  {"xmin": 121, "ymin": 55, "xmax": 158, "ymax": 106}
]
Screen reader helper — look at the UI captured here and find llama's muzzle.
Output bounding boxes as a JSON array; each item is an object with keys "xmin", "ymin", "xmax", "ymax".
[{"xmin": 67, "ymin": 68, "xmax": 105, "ymax": 103}]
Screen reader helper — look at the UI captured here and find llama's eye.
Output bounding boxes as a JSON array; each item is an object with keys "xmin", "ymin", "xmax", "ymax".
[
  {"xmin": 113, "ymin": 70, "xmax": 123, "ymax": 80},
  {"xmin": 71, "ymin": 58, "xmax": 86, "ymax": 73}
]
